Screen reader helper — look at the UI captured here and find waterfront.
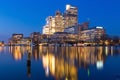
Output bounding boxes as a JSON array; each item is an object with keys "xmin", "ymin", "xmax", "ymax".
[{"xmin": 0, "ymin": 46, "xmax": 120, "ymax": 80}]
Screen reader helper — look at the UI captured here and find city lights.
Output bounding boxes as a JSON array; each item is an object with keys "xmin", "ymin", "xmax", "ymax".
[
  {"xmin": 96, "ymin": 61, "xmax": 103, "ymax": 70},
  {"xmin": 0, "ymin": 1, "xmax": 120, "ymax": 80}
]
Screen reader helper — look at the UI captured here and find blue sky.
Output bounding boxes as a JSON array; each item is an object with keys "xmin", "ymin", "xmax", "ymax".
[{"xmin": 0, "ymin": 0, "xmax": 120, "ymax": 41}]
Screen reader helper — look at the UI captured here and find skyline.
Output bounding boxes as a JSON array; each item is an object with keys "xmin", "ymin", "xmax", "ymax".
[{"xmin": 0, "ymin": 0, "xmax": 120, "ymax": 41}]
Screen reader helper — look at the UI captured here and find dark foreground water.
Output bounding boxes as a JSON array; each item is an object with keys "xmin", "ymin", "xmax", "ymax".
[{"xmin": 0, "ymin": 46, "xmax": 120, "ymax": 80}]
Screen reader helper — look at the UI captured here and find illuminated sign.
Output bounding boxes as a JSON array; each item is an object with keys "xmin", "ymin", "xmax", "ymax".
[{"xmin": 96, "ymin": 26, "xmax": 103, "ymax": 29}]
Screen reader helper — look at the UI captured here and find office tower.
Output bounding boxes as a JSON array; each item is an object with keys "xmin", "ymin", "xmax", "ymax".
[
  {"xmin": 54, "ymin": 11, "xmax": 64, "ymax": 32},
  {"xmin": 43, "ymin": 16, "xmax": 55, "ymax": 34},
  {"xmin": 43, "ymin": 11, "xmax": 64, "ymax": 34},
  {"xmin": 64, "ymin": 4, "xmax": 78, "ymax": 28},
  {"xmin": 43, "ymin": 4, "xmax": 78, "ymax": 34},
  {"xmin": 43, "ymin": 25, "xmax": 50, "ymax": 34}
]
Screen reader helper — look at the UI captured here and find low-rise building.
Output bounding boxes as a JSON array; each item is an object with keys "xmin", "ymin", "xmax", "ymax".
[
  {"xmin": 12, "ymin": 34, "xmax": 23, "ymax": 40},
  {"xmin": 64, "ymin": 26, "xmax": 78, "ymax": 34},
  {"xmin": 20, "ymin": 37, "xmax": 31, "ymax": 46},
  {"xmin": 51, "ymin": 32, "xmax": 77, "ymax": 43},
  {"xmin": 9, "ymin": 34, "xmax": 24, "ymax": 45},
  {"xmin": 30, "ymin": 32, "xmax": 41, "ymax": 45},
  {"xmin": 79, "ymin": 26, "xmax": 105, "ymax": 42}
]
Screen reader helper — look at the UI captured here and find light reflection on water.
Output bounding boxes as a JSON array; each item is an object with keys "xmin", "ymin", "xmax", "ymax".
[{"xmin": 0, "ymin": 46, "xmax": 120, "ymax": 80}]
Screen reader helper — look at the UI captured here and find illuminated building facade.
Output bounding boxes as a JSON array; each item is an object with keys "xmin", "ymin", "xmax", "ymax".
[
  {"xmin": 64, "ymin": 26, "xmax": 78, "ymax": 34},
  {"xmin": 9, "ymin": 34, "xmax": 24, "ymax": 45},
  {"xmin": 43, "ymin": 4, "xmax": 78, "ymax": 34},
  {"xmin": 12, "ymin": 34, "xmax": 23, "ymax": 41},
  {"xmin": 41, "ymin": 4, "xmax": 108, "ymax": 44},
  {"xmin": 43, "ymin": 11, "xmax": 64, "ymax": 35},
  {"xmin": 43, "ymin": 25, "xmax": 50, "ymax": 34},
  {"xmin": 64, "ymin": 4, "xmax": 78, "ymax": 28},
  {"xmin": 54, "ymin": 11, "xmax": 64, "ymax": 32},
  {"xmin": 43, "ymin": 16, "xmax": 55, "ymax": 34},
  {"xmin": 9, "ymin": 34, "xmax": 31, "ymax": 46},
  {"xmin": 64, "ymin": 22, "xmax": 89, "ymax": 34},
  {"xmin": 50, "ymin": 32, "xmax": 77, "ymax": 43},
  {"xmin": 79, "ymin": 26, "xmax": 106, "ymax": 42},
  {"xmin": 20, "ymin": 37, "xmax": 31, "ymax": 46}
]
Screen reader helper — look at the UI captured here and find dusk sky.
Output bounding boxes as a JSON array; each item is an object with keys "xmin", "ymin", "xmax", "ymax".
[{"xmin": 0, "ymin": 0, "xmax": 120, "ymax": 41}]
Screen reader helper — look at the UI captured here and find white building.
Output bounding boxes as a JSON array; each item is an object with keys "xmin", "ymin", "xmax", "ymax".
[
  {"xmin": 43, "ymin": 25, "xmax": 50, "ymax": 34},
  {"xmin": 43, "ymin": 11, "xmax": 64, "ymax": 35}
]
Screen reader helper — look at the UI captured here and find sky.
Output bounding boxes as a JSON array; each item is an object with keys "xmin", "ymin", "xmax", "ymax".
[{"xmin": 0, "ymin": 0, "xmax": 120, "ymax": 41}]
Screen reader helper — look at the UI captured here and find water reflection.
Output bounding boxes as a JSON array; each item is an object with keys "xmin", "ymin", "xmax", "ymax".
[
  {"xmin": 27, "ymin": 51, "xmax": 31, "ymax": 77},
  {"xmin": 0, "ymin": 46, "xmax": 4, "ymax": 53},
  {"xmin": 9, "ymin": 46, "xmax": 25, "ymax": 60},
  {"xmin": 6, "ymin": 46, "xmax": 120, "ymax": 80},
  {"xmin": 41, "ymin": 46, "xmax": 120, "ymax": 80}
]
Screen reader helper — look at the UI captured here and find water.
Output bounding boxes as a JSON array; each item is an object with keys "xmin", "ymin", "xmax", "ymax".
[{"xmin": 0, "ymin": 46, "xmax": 120, "ymax": 80}]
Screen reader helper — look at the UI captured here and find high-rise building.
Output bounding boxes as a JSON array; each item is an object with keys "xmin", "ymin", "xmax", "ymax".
[
  {"xmin": 64, "ymin": 4, "xmax": 78, "ymax": 28},
  {"xmin": 43, "ymin": 25, "xmax": 50, "ymax": 34},
  {"xmin": 54, "ymin": 11, "xmax": 64, "ymax": 32},
  {"xmin": 43, "ymin": 11, "xmax": 64, "ymax": 34},
  {"xmin": 43, "ymin": 16, "xmax": 55, "ymax": 34},
  {"xmin": 46, "ymin": 16, "xmax": 55, "ymax": 34}
]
